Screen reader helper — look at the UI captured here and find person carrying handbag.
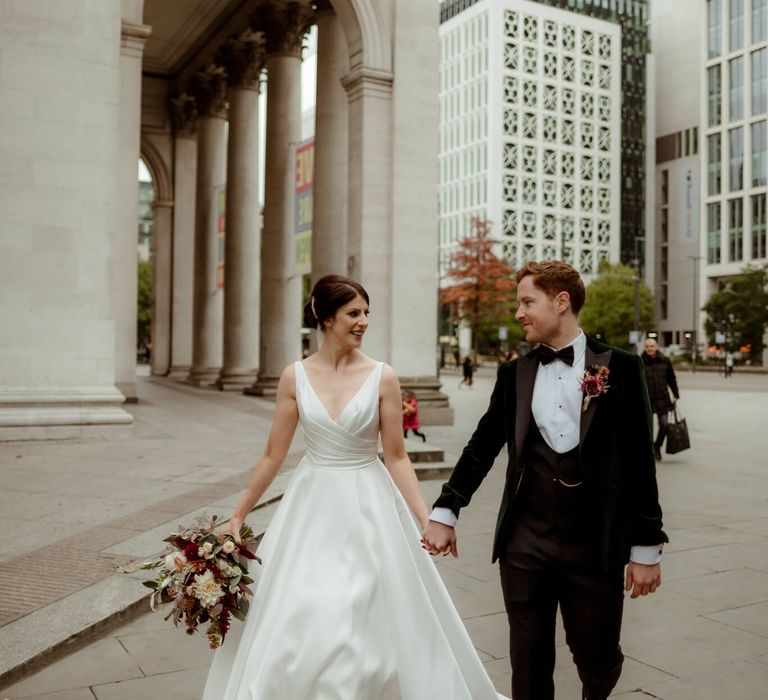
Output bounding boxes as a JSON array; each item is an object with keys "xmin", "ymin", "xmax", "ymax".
[{"xmin": 641, "ymin": 338, "xmax": 680, "ymax": 461}]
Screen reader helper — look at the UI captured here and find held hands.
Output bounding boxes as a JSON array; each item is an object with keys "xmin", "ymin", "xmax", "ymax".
[
  {"xmin": 625, "ymin": 561, "xmax": 661, "ymax": 599},
  {"xmin": 421, "ymin": 520, "xmax": 458, "ymax": 558}
]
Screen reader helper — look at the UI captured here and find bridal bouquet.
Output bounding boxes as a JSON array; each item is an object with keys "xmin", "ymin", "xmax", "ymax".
[{"xmin": 139, "ymin": 515, "xmax": 260, "ymax": 649}]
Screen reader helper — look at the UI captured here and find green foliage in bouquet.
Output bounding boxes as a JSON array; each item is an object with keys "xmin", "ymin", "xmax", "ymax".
[{"xmin": 139, "ymin": 515, "xmax": 261, "ymax": 648}]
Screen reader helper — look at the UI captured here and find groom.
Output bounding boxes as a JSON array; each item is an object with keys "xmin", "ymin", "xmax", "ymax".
[{"xmin": 422, "ymin": 261, "xmax": 667, "ymax": 700}]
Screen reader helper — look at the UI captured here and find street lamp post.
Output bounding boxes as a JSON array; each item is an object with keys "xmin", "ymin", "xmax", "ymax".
[
  {"xmin": 688, "ymin": 255, "xmax": 703, "ymax": 372},
  {"xmin": 631, "ymin": 236, "xmax": 645, "ymax": 353}
]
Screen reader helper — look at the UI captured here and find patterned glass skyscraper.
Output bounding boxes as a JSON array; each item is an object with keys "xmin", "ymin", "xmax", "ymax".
[{"xmin": 438, "ymin": 0, "xmax": 647, "ymax": 278}]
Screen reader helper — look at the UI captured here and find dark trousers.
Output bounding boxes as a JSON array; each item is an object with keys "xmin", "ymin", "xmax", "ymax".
[
  {"xmin": 499, "ymin": 553, "xmax": 624, "ymax": 700},
  {"xmin": 653, "ymin": 411, "xmax": 669, "ymax": 450}
]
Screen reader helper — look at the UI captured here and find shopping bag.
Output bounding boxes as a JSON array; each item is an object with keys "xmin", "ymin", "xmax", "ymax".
[{"xmin": 666, "ymin": 408, "xmax": 690, "ymax": 454}]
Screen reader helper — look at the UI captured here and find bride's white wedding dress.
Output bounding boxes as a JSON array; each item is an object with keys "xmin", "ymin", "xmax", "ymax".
[{"xmin": 203, "ymin": 361, "xmax": 505, "ymax": 699}]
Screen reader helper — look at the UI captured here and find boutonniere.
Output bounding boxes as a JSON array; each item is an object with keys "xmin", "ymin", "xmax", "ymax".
[{"xmin": 578, "ymin": 365, "xmax": 610, "ymax": 413}]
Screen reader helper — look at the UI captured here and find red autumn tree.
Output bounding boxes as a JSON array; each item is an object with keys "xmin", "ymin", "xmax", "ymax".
[{"xmin": 440, "ymin": 218, "xmax": 518, "ymax": 356}]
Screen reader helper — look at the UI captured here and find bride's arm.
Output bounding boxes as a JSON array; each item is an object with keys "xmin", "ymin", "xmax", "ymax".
[
  {"xmin": 223, "ymin": 364, "xmax": 299, "ymax": 541},
  {"xmin": 379, "ymin": 365, "xmax": 431, "ymax": 531}
]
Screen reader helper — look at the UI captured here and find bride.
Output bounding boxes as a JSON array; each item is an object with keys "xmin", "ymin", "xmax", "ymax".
[{"xmin": 203, "ymin": 274, "xmax": 505, "ymax": 699}]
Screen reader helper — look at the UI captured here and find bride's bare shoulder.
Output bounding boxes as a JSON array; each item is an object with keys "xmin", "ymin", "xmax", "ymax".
[{"xmin": 277, "ymin": 362, "xmax": 298, "ymax": 396}]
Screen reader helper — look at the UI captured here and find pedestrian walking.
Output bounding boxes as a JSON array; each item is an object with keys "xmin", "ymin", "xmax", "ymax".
[
  {"xmin": 724, "ymin": 351, "xmax": 735, "ymax": 377},
  {"xmin": 459, "ymin": 356, "xmax": 474, "ymax": 388},
  {"xmin": 641, "ymin": 338, "xmax": 680, "ymax": 461},
  {"xmin": 402, "ymin": 390, "xmax": 426, "ymax": 442}
]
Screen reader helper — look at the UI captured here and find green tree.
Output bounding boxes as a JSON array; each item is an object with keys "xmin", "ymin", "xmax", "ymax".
[
  {"xmin": 137, "ymin": 260, "xmax": 152, "ymax": 344},
  {"xmin": 580, "ymin": 261, "xmax": 655, "ymax": 347},
  {"xmin": 440, "ymin": 218, "xmax": 519, "ymax": 356},
  {"xmin": 703, "ymin": 264, "xmax": 768, "ymax": 362}
]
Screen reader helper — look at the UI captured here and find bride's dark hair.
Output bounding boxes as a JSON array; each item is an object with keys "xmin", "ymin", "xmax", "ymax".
[{"xmin": 303, "ymin": 274, "xmax": 369, "ymax": 331}]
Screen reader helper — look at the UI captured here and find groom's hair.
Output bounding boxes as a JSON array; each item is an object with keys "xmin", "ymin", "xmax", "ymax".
[{"xmin": 516, "ymin": 261, "xmax": 585, "ymax": 315}]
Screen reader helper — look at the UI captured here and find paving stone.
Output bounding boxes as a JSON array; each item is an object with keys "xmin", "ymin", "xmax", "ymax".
[
  {"xmin": 115, "ymin": 626, "xmax": 214, "ymax": 677},
  {"xmin": 2, "ymin": 688, "xmax": 95, "ymax": 700},
  {"xmin": 91, "ymin": 666, "xmax": 209, "ymax": 699},
  {"xmin": 704, "ymin": 600, "xmax": 768, "ymax": 638},
  {"xmin": 621, "ymin": 616, "xmax": 768, "ymax": 679},
  {"xmin": 3, "ymin": 638, "xmax": 142, "ymax": 697}
]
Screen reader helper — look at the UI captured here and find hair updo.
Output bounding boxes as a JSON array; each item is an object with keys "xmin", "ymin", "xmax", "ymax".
[{"xmin": 303, "ymin": 274, "xmax": 370, "ymax": 331}]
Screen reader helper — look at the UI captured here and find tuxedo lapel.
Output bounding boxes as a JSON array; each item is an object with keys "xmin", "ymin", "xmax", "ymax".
[
  {"xmin": 515, "ymin": 354, "xmax": 538, "ymax": 464},
  {"xmin": 579, "ymin": 343, "xmax": 612, "ymax": 445}
]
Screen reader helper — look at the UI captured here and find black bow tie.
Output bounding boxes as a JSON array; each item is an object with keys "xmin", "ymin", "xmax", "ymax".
[{"xmin": 539, "ymin": 345, "xmax": 575, "ymax": 366}]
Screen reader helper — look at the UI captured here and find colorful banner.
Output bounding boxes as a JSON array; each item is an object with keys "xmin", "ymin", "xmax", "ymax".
[
  {"xmin": 295, "ymin": 138, "xmax": 314, "ymax": 276},
  {"xmin": 216, "ymin": 186, "xmax": 226, "ymax": 288}
]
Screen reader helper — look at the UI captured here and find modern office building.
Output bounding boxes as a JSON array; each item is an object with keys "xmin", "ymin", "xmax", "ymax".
[
  {"xmin": 649, "ymin": 0, "xmax": 703, "ymax": 349},
  {"xmin": 702, "ymin": 0, "xmax": 767, "ymax": 319},
  {"xmin": 649, "ymin": 0, "xmax": 766, "ymax": 358},
  {"xmin": 438, "ymin": 0, "xmax": 649, "ymax": 279}
]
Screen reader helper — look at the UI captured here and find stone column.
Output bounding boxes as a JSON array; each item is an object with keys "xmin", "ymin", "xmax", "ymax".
[
  {"xmin": 150, "ymin": 199, "xmax": 173, "ymax": 375},
  {"xmin": 246, "ymin": 4, "xmax": 313, "ymax": 396},
  {"xmin": 388, "ymin": 0, "xmax": 451, "ymax": 424},
  {"xmin": 216, "ymin": 38, "xmax": 266, "ymax": 390},
  {"xmin": 342, "ymin": 67, "xmax": 395, "ymax": 363},
  {"xmin": 0, "ymin": 0, "xmax": 132, "ymax": 438},
  {"xmin": 168, "ymin": 94, "xmax": 197, "ymax": 379},
  {"xmin": 187, "ymin": 71, "xmax": 228, "ymax": 386},
  {"xmin": 312, "ymin": 1, "xmax": 348, "ymax": 282},
  {"xmin": 115, "ymin": 19, "xmax": 152, "ymax": 401}
]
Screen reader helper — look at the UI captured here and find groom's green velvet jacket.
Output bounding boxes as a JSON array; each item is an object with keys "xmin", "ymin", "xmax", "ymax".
[{"xmin": 434, "ymin": 336, "xmax": 668, "ymax": 570}]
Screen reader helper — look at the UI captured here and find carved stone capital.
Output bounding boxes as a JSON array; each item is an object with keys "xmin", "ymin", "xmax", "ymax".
[
  {"xmin": 250, "ymin": 1, "xmax": 313, "ymax": 56},
  {"xmin": 169, "ymin": 93, "xmax": 198, "ymax": 137},
  {"xmin": 216, "ymin": 35, "xmax": 266, "ymax": 91},
  {"xmin": 187, "ymin": 69, "xmax": 228, "ymax": 119},
  {"xmin": 121, "ymin": 21, "xmax": 151, "ymax": 58}
]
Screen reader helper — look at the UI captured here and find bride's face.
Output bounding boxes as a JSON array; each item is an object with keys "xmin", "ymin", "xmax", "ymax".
[{"xmin": 324, "ymin": 294, "xmax": 369, "ymax": 347}]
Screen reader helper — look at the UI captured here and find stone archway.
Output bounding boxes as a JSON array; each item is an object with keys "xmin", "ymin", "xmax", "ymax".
[
  {"xmin": 140, "ymin": 135, "xmax": 174, "ymax": 376},
  {"xmin": 330, "ymin": 0, "xmax": 392, "ymax": 74},
  {"xmin": 139, "ymin": 135, "xmax": 173, "ymax": 203}
]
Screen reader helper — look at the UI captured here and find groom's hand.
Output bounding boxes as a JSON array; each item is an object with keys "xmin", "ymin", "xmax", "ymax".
[
  {"xmin": 625, "ymin": 562, "xmax": 661, "ymax": 599},
  {"xmin": 421, "ymin": 520, "xmax": 458, "ymax": 558}
]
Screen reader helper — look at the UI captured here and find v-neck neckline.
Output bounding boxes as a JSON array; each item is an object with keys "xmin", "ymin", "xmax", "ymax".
[{"xmin": 299, "ymin": 361, "xmax": 380, "ymax": 424}]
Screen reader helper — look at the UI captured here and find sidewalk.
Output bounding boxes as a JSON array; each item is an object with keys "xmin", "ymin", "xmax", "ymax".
[{"xmin": 2, "ymin": 369, "xmax": 768, "ymax": 698}]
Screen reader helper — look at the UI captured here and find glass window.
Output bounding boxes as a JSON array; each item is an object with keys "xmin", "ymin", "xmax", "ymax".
[
  {"xmin": 729, "ymin": 57, "xmax": 744, "ymax": 121},
  {"xmin": 729, "ymin": 0, "xmax": 744, "ymax": 51},
  {"xmin": 729, "ymin": 198, "xmax": 743, "ymax": 261},
  {"xmin": 708, "ymin": 133, "xmax": 722, "ymax": 195},
  {"xmin": 708, "ymin": 0, "xmax": 722, "ymax": 58},
  {"xmin": 753, "ymin": 49, "xmax": 767, "ymax": 116},
  {"xmin": 730, "ymin": 127, "xmax": 744, "ymax": 190},
  {"xmin": 708, "ymin": 65, "xmax": 722, "ymax": 126},
  {"xmin": 754, "ymin": 0, "xmax": 767, "ymax": 43},
  {"xmin": 753, "ymin": 194, "xmax": 767, "ymax": 260},
  {"xmin": 661, "ymin": 169, "xmax": 669, "ymax": 204},
  {"xmin": 753, "ymin": 121, "xmax": 767, "ymax": 187},
  {"xmin": 708, "ymin": 203, "xmax": 722, "ymax": 263}
]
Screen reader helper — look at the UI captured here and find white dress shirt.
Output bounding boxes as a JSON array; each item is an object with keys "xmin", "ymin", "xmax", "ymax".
[{"xmin": 430, "ymin": 329, "xmax": 662, "ymax": 565}]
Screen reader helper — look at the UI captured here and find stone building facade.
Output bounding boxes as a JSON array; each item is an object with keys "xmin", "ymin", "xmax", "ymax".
[{"xmin": 0, "ymin": 0, "xmax": 448, "ymax": 439}]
